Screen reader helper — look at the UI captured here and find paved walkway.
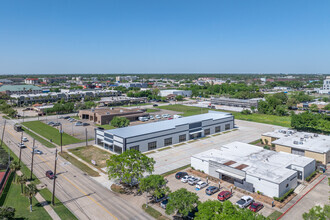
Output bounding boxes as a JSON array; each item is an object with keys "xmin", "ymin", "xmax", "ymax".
[{"xmin": 35, "ymin": 193, "xmax": 61, "ymax": 220}]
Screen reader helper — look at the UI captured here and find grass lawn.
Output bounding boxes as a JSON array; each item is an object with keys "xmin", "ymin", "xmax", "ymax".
[
  {"xmin": 268, "ymin": 210, "xmax": 283, "ymax": 220},
  {"xmin": 2, "ymin": 175, "xmax": 52, "ymax": 220},
  {"xmin": 69, "ymin": 145, "xmax": 112, "ymax": 168},
  {"xmin": 95, "ymin": 124, "xmax": 116, "ymax": 130},
  {"xmin": 59, "ymin": 152, "xmax": 100, "ymax": 177},
  {"xmin": 146, "ymin": 108, "xmax": 159, "ymax": 113},
  {"xmin": 142, "ymin": 204, "xmax": 169, "ymax": 220},
  {"xmin": 22, "ymin": 121, "xmax": 83, "ymax": 145},
  {"xmin": 23, "ymin": 128, "xmax": 56, "ymax": 148},
  {"xmin": 157, "ymin": 104, "xmax": 291, "ymax": 127},
  {"xmin": 71, "ymin": 116, "xmax": 80, "ymax": 120}
]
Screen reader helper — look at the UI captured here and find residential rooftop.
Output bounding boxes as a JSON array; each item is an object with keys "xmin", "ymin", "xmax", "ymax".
[
  {"xmin": 105, "ymin": 111, "xmax": 233, "ymax": 138},
  {"xmin": 192, "ymin": 142, "xmax": 314, "ymax": 184},
  {"xmin": 263, "ymin": 129, "xmax": 330, "ymax": 154}
]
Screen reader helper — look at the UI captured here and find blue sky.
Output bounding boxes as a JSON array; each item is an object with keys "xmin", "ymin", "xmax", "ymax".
[{"xmin": 0, "ymin": 0, "xmax": 329, "ymax": 74}]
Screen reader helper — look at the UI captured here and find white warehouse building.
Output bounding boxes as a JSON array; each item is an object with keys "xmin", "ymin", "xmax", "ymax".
[
  {"xmin": 159, "ymin": 89, "xmax": 192, "ymax": 97},
  {"xmin": 191, "ymin": 142, "xmax": 315, "ymax": 198},
  {"xmin": 95, "ymin": 111, "xmax": 234, "ymax": 154}
]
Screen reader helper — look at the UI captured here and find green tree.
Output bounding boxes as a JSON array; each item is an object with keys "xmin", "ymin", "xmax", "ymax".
[
  {"xmin": 324, "ymin": 103, "xmax": 330, "ymax": 110},
  {"xmin": 0, "ymin": 148, "xmax": 9, "ymax": 169},
  {"xmin": 24, "ymin": 183, "xmax": 38, "ymax": 212},
  {"xmin": 9, "ymin": 161, "xmax": 20, "ymax": 182},
  {"xmin": 110, "ymin": 116, "xmax": 130, "ymax": 128},
  {"xmin": 309, "ymin": 104, "xmax": 319, "ymax": 112},
  {"xmin": 303, "ymin": 205, "xmax": 330, "ymax": 220},
  {"xmin": 175, "ymin": 95, "xmax": 184, "ymax": 101},
  {"xmin": 275, "ymin": 105, "xmax": 288, "ymax": 116},
  {"xmin": 0, "ymin": 206, "xmax": 15, "ymax": 220},
  {"xmin": 16, "ymin": 174, "xmax": 28, "ymax": 194},
  {"xmin": 106, "ymin": 150, "xmax": 155, "ymax": 186},
  {"xmin": 139, "ymin": 175, "xmax": 170, "ymax": 206},
  {"xmin": 165, "ymin": 188, "xmax": 199, "ymax": 216},
  {"xmin": 250, "ymin": 106, "xmax": 256, "ymax": 113}
]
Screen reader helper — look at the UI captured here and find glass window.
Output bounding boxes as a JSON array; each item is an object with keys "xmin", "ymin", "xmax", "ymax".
[
  {"xmin": 148, "ymin": 141, "xmax": 157, "ymax": 150},
  {"xmin": 215, "ymin": 126, "xmax": 221, "ymax": 133},
  {"xmin": 225, "ymin": 124, "xmax": 230, "ymax": 130},
  {"xmin": 189, "ymin": 122, "xmax": 202, "ymax": 129},
  {"xmin": 179, "ymin": 134, "xmax": 186, "ymax": 142},
  {"xmin": 130, "ymin": 145, "xmax": 139, "ymax": 151},
  {"xmin": 204, "ymin": 129, "xmax": 210, "ymax": 135},
  {"xmin": 164, "ymin": 138, "xmax": 172, "ymax": 146}
]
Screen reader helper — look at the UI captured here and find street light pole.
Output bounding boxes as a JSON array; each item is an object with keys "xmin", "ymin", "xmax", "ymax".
[
  {"xmin": 52, "ymin": 148, "xmax": 58, "ymax": 206},
  {"xmin": 30, "ymin": 139, "xmax": 35, "ymax": 180},
  {"xmin": 85, "ymin": 128, "xmax": 88, "ymax": 146},
  {"xmin": 60, "ymin": 124, "xmax": 63, "ymax": 153}
]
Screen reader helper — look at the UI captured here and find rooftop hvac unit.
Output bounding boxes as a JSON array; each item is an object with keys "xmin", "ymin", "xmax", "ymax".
[
  {"xmin": 300, "ymin": 138, "xmax": 304, "ymax": 141},
  {"xmin": 120, "ymin": 110, "xmax": 123, "ymax": 112},
  {"xmin": 304, "ymin": 134, "xmax": 309, "ymax": 138},
  {"xmin": 293, "ymin": 141, "xmax": 298, "ymax": 145},
  {"xmin": 299, "ymin": 141, "xmax": 303, "ymax": 145},
  {"xmin": 106, "ymin": 112, "xmax": 110, "ymax": 115},
  {"xmin": 314, "ymin": 134, "xmax": 318, "ymax": 137}
]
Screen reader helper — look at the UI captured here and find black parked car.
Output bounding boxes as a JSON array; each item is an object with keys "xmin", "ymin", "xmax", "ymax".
[
  {"xmin": 153, "ymin": 104, "xmax": 158, "ymax": 107},
  {"xmin": 175, "ymin": 172, "xmax": 188, "ymax": 180}
]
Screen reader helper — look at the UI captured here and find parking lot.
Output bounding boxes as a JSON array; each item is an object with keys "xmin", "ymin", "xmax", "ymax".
[
  {"xmin": 165, "ymin": 169, "xmax": 274, "ymax": 217},
  {"xmin": 40, "ymin": 117, "xmax": 95, "ymax": 140}
]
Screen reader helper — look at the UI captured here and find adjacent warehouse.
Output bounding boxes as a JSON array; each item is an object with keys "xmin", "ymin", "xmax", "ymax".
[
  {"xmin": 159, "ymin": 90, "xmax": 192, "ymax": 97},
  {"xmin": 211, "ymin": 97, "xmax": 263, "ymax": 108},
  {"xmin": 191, "ymin": 142, "xmax": 315, "ymax": 198},
  {"xmin": 262, "ymin": 129, "xmax": 330, "ymax": 164},
  {"xmin": 95, "ymin": 111, "xmax": 234, "ymax": 154},
  {"xmin": 79, "ymin": 107, "xmax": 149, "ymax": 125}
]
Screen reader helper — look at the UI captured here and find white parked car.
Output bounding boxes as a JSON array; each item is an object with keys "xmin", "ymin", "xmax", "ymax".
[
  {"xmin": 181, "ymin": 175, "xmax": 194, "ymax": 183},
  {"xmin": 236, "ymin": 196, "xmax": 254, "ymax": 208},
  {"xmin": 22, "ymin": 137, "xmax": 28, "ymax": 142},
  {"xmin": 195, "ymin": 181, "xmax": 208, "ymax": 190},
  {"xmin": 188, "ymin": 177, "xmax": 201, "ymax": 185},
  {"xmin": 155, "ymin": 115, "xmax": 161, "ymax": 119}
]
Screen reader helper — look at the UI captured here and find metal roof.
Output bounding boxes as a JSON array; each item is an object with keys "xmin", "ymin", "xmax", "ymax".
[
  {"xmin": 105, "ymin": 111, "xmax": 233, "ymax": 138},
  {"xmin": 0, "ymin": 85, "xmax": 41, "ymax": 92}
]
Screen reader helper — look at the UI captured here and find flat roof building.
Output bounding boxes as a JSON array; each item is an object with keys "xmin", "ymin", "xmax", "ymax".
[
  {"xmin": 159, "ymin": 90, "xmax": 192, "ymax": 97},
  {"xmin": 262, "ymin": 129, "xmax": 330, "ymax": 164},
  {"xmin": 211, "ymin": 97, "xmax": 263, "ymax": 108},
  {"xmin": 0, "ymin": 85, "xmax": 42, "ymax": 95},
  {"xmin": 191, "ymin": 142, "xmax": 315, "ymax": 198},
  {"xmin": 79, "ymin": 107, "xmax": 149, "ymax": 125},
  {"xmin": 95, "ymin": 111, "xmax": 234, "ymax": 154}
]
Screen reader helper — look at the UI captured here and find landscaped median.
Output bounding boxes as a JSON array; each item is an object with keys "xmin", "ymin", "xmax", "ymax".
[{"xmin": 22, "ymin": 121, "xmax": 83, "ymax": 146}]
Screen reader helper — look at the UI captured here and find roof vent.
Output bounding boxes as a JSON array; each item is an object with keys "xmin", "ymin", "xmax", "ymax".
[{"xmin": 106, "ymin": 112, "xmax": 110, "ymax": 115}]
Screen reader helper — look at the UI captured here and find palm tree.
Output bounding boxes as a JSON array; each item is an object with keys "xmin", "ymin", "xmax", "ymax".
[
  {"xmin": 24, "ymin": 183, "xmax": 38, "ymax": 212},
  {"xmin": 17, "ymin": 174, "xmax": 27, "ymax": 194},
  {"xmin": 9, "ymin": 161, "xmax": 20, "ymax": 182}
]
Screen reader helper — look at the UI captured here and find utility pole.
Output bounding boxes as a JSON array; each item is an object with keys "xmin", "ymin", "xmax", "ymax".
[
  {"xmin": 85, "ymin": 128, "xmax": 88, "ymax": 146},
  {"xmin": 18, "ymin": 131, "xmax": 23, "ymax": 167},
  {"xmin": 60, "ymin": 124, "xmax": 63, "ymax": 153},
  {"xmin": 0, "ymin": 120, "xmax": 6, "ymax": 149},
  {"xmin": 30, "ymin": 139, "xmax": 35, "ymax": 180},
  {"xmin": 22, "ymin": 111, "xmax": 25, "ymax": 123},
  {"xmin": 52, "ymin": 148, "xmax": 58, "ymax": 206}
]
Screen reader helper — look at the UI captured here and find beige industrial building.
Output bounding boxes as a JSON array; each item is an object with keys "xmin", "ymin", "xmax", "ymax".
[
  {"xmin": 78, "ymin": 107, "xmax": 149, "ymax": 125},
  {"xmin": 262, "ymin": 129, "xmax": 330, "ymax": 164}
]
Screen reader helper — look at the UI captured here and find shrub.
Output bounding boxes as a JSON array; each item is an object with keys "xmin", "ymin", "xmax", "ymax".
[
  {"xmin": 305, "ymin": 171, "xmax": 317, "ymax": 182},
  {"xmin": 273, "ymin": 189, "xmax": 294, "ymax": 202},
  {"xmin": 263, "ymin": 146, "xmax": 270, "ymax": 150},
  {"xmin": 241, "ymin": 109, "xmax": 252, "ymax": 115}
]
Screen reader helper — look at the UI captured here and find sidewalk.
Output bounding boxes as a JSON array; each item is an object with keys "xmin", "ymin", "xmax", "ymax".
[{"xmin": 35, "ymin": 193, "xmax": 61, "ymax": 220}]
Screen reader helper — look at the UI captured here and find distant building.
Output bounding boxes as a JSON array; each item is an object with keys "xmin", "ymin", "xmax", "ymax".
[
  {"xmin": 24, "ymin": 78, "xmax": 39, "ymax": 85},
  {"xmin": 211, "ymin": 97, "xmax": 263, "ymax": 108},
  {"xmin": 159, "ymin": 90, "xmax": 192, "ymax": 97},
  {"xmin": 116, "ymin": 76, "xmax": 138, "ymax": 82},
  {"xmin": 318, "ymin": 76, "xmax": 330, "ymax": 94},
  {"xmin": 79, "ymin": 107, "xmax": 149, "ymax": 125},
  {"xmin": 0, "ymin": 85, "xmax": 42, "ymax": 95},
  {"xmin": 262, "ymin": 128, "xmax": 330, "ymax": 164},
  {"xmin": 191, "ymin": 142, "xmax": 315, "ymax": 198},
  {"xmin": 97, "ymin": 96, "xmax": 147, "ymax": 106},
  {"xmin": 117, "ymin": 83, "xmax": 148, "ymax": 88},
  {"xmin": 0, "ymin": 79, "xmax": 13, "ymax": 85},
  {"xmin": 42, "ymin": 77, "xmax": 67, "ymax": 84},
  {"xmin": 297, "ymin": 101, "xmax": 329, "ymax": 110}
]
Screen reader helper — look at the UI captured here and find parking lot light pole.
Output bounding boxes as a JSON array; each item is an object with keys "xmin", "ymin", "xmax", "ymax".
[
  {"xmin": 85, "ymin": 128, "xmax": 88, "ymax": 146},
  {"xmin": 52, "ymin": 148, "xmax": 58, "ymax": 206},
  {"xmin": 30, "ymin": 139, "xmax": 35, "ymax": 180}
]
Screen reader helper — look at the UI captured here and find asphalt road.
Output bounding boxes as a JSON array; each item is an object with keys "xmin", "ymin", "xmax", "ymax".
[{"xmin": 1, "ymin": 118, "xmax": 153, "ymax": 220}]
